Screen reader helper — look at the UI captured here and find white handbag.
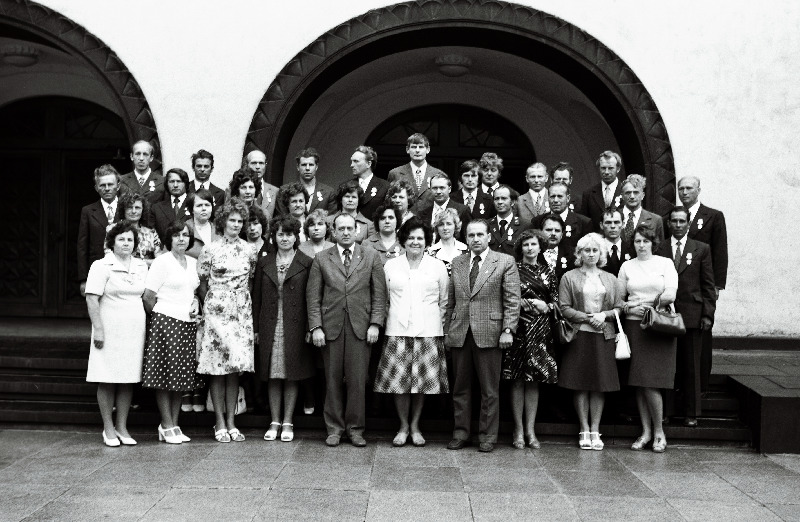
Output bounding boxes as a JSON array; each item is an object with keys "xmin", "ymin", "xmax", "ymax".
[{"xmin": 614, "ymin": 309, "xmax": 631, "ymax": 360}]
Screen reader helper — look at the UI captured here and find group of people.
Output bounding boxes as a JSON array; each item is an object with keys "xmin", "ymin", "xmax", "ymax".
[{"xmin": 77, "ymin": 134, "xmax": 727, "ymax": 454}]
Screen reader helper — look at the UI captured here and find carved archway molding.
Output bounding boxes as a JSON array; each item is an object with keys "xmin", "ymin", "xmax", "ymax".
[
  {"xmin": 0, "ymin": 0, "xmax": 161, "ymax": 165},
  {"xmin": 246, "ymin": 0, "xmax": 675, "ymax": 213}
]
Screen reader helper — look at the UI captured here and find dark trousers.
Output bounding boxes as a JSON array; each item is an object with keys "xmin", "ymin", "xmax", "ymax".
[
  {"xmin": 677, "ymin": 328, "xmax": 703, "ymax": 417},
  {"xmin": 450, "ymin": 329, "xmax": 502, "ymax": 443},
  {"xmin": 321, "ymin": 319, "xmax": 370, "ymax": 437},
  {"xmin": 700, "ymin": 328, "xmax": 713, "ymax": 392}
]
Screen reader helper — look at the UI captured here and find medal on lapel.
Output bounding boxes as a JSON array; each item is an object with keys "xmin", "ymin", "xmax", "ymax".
[
  {"xmin": 317, "ymin": 191, "xmax": 323, "ymax": 202},
  {"xmin": 686, "ymin": 252, "xmax": 693, "ymax": 265},
  {"xmin": 148, "ymin": 180, "xmax": 155, "ymax": 192},
  {"xmin": 624, "ymin": 253, "xmax": 631, "ymax": 261},
  {"xmin": 370, "ymin": 187, "xmax": 377, "ymax": 197},
  {"xmin": 560, "ymin": 256, "xmax": 568, "ymax": 269},
  {"xmin": 478, "ymin": 203, "xmax": 485, "ymax": 215},
  {"xmin": 697, "ymin": 218, "xmax": 704, "ymax": 230},
  {"xmin": 565, "ymin": 225, "xmax": 572, "ymax": 237},
  {"xmin": 614, "ymin": 195, "xmax": 622, "ymax": 207}
]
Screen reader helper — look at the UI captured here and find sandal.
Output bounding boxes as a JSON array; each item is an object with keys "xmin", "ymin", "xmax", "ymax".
[
  {"xmin": 281, "ymin": 423, "xmax": 294, "ymax": 442},
  {"xmin": 410, "ymin": 432, "xmax": 426, "ymax": 447},
  {"xmin": 631, "ymin": 435, "xmax": 651, "ymax": 451},
  {"xmin": 228, "ymin": 428, "xmax": 245, "ymax": 442},
  {"xmin": 526, "ymin": 434, "xmax": 541, "ymax": 449},
  {"xmin": 512, "ymin": 431, "xmax": 525, "ymax": 449},
  {"xmin": 214, "ymin": 426, "xmax": 231, "ymax": 443},
  {"xmin": 392, "ymin": 431, "xmax": 409, "ymax": 447},
  {"xmin": 578, "ymin": 431, "xmax": 592, "ymax": 450},
  {"xmin": 652, "ymin": 436, "xmax": 667, "ymax": 453},
  {"xmin": 264, "ymin": 422, "xmax": 280, "ymax": 441},
  {"xmin": 590, "ymin": 432, "xmax": 604, "ymax": 451}
]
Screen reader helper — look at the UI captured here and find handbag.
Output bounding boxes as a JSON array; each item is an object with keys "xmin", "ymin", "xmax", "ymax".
[
  {"xmin": 552, "ymin": 305, "xmax": 577, "ymax": 344},
  {"xmin": 205, "ymin": 386, "xmax": 247, "ymax": 415},
  {"xmin": 640, "ymin": 294, "xmax": 686, "ymax": 336},
  {"xmin": 613, "ymin": 309, "xmax": 630, "ymax": 360}
]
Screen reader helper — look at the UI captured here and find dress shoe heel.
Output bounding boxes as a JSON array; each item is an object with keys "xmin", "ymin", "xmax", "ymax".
[
  {"xmin": 115, "ymin": 430, "xmax": 137, "ymax": 445},
  {"xmin": 102, "ymin": 430, "xmax": 120, "ymax": 447}
]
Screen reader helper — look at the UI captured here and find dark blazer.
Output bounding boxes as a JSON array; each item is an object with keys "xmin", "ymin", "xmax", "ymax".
[
  {"xmin": 148, "ymin": 198, "xmax": 191, "ymax": 243},
  {"xmin": 687, "ymin": 204, "xmax": 728, "ymax": 289},
  {"xmin": 544, "ymin": 244, "xmax": 574, "ymax": 283},
  {"xmin": 602, "ymin": 240, "xmax": 635, "ymax": 277},
  {"xmin": 388, "ymin": 163, "xmax": 446, "ymax": 212},
  {"xmin": 560, "ymin": 210, "xmax": 593, "ymax": 252},
  {"xmin": 306, "ymin": 244, "xmax": 387, "ymax": 341},
  {"xmin": 416, "ymin": 199, "xmax": 472, "ymax": 241},
  {"xmin": 656, "ymin": 238, "xmax": 715, "ymax": 328},
  {"xmin": 276, "ymin": 181, "xmax": 337, "ymax": 216},
  {"xmin": 120, "ymin": 170, "xmax": 165, "ymax": 203},
  {"xmin": 451, "ymin": 189, "xmax": 495, "ymax": 221},
  {"xmin": 187, "ymin": 181, "xmax": 225, "ymax": 209},
  {"xmin": 580, "ymin": 180, "xmax": 623, "ymax": 232},
  {"xmin": 252, "ymin": 250, "xmax": 315, "ymax": 381},
  {"xmin": 358, "ymin": 176, "xmax": 389, "ymax": 221},
  {"xmin": 488, "ymin": 216, "xmax": 530, "ymax": 258},
  {"xmin": 635, "ymin": 208, "xmax": 664, "ymax": 241},
  {"xmin": 77, "ymin": 200, "xmax": 111, "ymax": 281}
]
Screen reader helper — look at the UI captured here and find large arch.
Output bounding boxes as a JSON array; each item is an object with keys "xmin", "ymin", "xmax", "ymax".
[
  {"xmin": 245, "ymin": 0, "xmax": 675, "ymax": 213},
  {"xmin": 0, "ymin": 0, "xmax": 161, "ymax": 164}
]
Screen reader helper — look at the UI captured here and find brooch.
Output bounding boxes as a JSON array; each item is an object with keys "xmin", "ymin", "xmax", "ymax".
[
  {"xmin": 569, "ymin": 203, "xmax": 574, "ymax": 211},
  {"xmin": 513, "ymin": 216, "xmax": 520, "ymax": 226},
  {"xmin": 686, "ymin": 252, "xmax": 693, "ymax": 265},
  {"xmin": 624, "ymin": 253, "xmax": 631, "ymax": 261},
  {"xmin": 265, "ymin": 192, "xmax": 272, "ymax": 203},
  {"xmin": 479, "ymin": 203, "xmax": 485, "ymax": 215},
  {"xmin": 317, "ymin": 191, "xmax": 323, "ymax": 202},
  {"xmin": 148, "ymin": 180, "xmax": 155, "ymax": 192},
  {"xmin": 185, "ymin": 209, "xmax": 191, "ymax": 216},
  {"xmin": 261, "ymin": 251, "xmax": 267, "ymax": 257},
  {"xmin": 370, "ymin": 187, "xmax": 377, "ymax": 197},
  {"xmin": 565, "ymin": 225, "xmax": 572, "ymax": 237},
  {"xmin": 697, "ymin": 218, "xmax": 704, "ymax": 230}
]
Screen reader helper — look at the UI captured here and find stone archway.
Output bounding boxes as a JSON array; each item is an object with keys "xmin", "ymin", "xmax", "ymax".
[{"xmin": 245, "ymin": 0, "xmax": 675, "ymax": 214}]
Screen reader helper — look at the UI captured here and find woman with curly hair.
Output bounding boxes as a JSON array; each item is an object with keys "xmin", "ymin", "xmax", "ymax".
[
  {"xmin": 110, "ymin": 191, "xmax": 163, "ymax": 265},
  {"xmin": 328, "ymin": 179, "xmax": 370, "ymax": 244},
  {"xmin": 228, "ymin": 168, "xmax": 263, "ymax": 209},
  {"xmin": 280, "ymin": 182, "xmax": 310, "ymax": 241},
  {"xmin": 386, "ymin": 179, "xmax": 416, "ymax": 224}
]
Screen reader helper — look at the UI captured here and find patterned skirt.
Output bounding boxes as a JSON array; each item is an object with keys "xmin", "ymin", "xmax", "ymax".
[
  {"xmin": 374, "ymin": 336, "xmax": 449, "ymax": 394},
  {"xmin": 142, "ymin": 312, "xmax": 197, "ymax": 391}
]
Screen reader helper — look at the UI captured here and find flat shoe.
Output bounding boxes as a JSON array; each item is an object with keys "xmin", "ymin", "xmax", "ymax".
[
  {"xmin": 228, "ymin": 428, "xmax": 245, "ymax": 442},
  {"xmin": 579, "ymin": 431, "xmax": 592, "ymax": 450},
  {"xmin": 281, "ymin": 423, "xmax": 294, "ymax": 442},
  {"xmin": 478, "ymin": 442, "xmax": 494, "ymax": 453},
  {"xmin": 213, "ymin": 426, "xmax": 231, "ymax": 443},
  {"xmin": 410, "ymin": 432, "xmax": 426, "ymax": 447},
  {"xmin": 392, "ymin": 431, "xmax": 409, "ymax": 447},
  {"xmin": 652, "ymin": 437, "xmax": 667, "ymax": 453},
  {"xmin": 447, "ymin": 438, "xmax": 469, "ymax": 450},
  {"xmin": 264, "ymin": 422, "xmax": 280, "ymax": 441},
  {"xmin": 350, "ymin": 433, "xmax": 367, "ymax": 447},
  {"xmin": 590, "ymin": 432, "xmax": 604, "ymax": 451},
  {"xmin": 512, "ymin": 431, "xmax": 524, "ymax": 449},
  {"xmin": 325, "ymin": 434, "xmax": 340, "ymax": 447},
  {"xmin": 631, "ymin": 435, "xmax": 651, "ymax": 451},
  {"xmin": 526, "ymin": 434, "xmax": 541, "ymax": 449}
]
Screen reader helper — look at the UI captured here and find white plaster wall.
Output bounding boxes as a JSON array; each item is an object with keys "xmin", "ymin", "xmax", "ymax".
[{"xmin": 32, "ymin": 0, "xmax": 800, "ymax": 336}]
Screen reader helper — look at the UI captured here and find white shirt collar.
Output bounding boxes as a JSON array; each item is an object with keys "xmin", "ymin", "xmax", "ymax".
[
  {"xmin": 194, "ymin": 180, "xmax": 210, "ymax": 191},
  {"xmin": 602, "ymin": 178, "xmax": 618, "ymax": 192},
  {"xmin": 359, "ymin": 173, "xmax": 373, "ymax": 189},
  {"xmin": 528, "ymin": 188, "xmax": 548, "ymax": 199},
  {"xmin": 496, "ymin": 214, "xmax": 513, "ymax": 225},
  {"xmin": 671, "ymin": 236, "xmax": 685, "ymax": 248},
  {"xmin": 337, "ymin": 243, "xmax": 354, "ymax": 258},
  {"xmin": 481, "ymin": 182, "xmax": 499, "ymax": 194},
  {"xmin": 171, "ymin": 193, "xmax": 187, "ymax": 206},
  {"xmin": 687, "ymin": 201, "xmax": 701, "ymax": 221},
  {"xmin": 605, "ymin": 237, "xmax": 622, "ymax": 249},
  {"xmin": 623, "ymin": 206, "xmax": 641, "ymax": 222},
  {"xmin": 470, "ymin": 249, "xmax": 487, "ymax": 267},
  {"xmin": 135, "ymin": 168, "xmax": 151, "ymax": 181},
  {"xmin": 433, "ymin": 200, "xmax": 448, "ymax": 211},
  {"xmin": 104, "ymin": 198, "xmax": 118, "ymax": 212},
  {"xmin": 558, "ymin": 209, "xmax": 569, "ymax": 221},
  {"xmin": 410, "ymin": 161, "xmax": 427, "ymax": 175}
]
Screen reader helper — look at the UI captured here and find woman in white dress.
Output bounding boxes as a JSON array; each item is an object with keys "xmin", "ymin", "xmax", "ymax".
[{"xmin": 85, "ymin": 221, "xmax": 148, "ymax": 447}]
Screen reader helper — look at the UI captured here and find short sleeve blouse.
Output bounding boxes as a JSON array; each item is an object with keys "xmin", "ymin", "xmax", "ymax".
[
  {"xmin": 145, "ymin": 253, "xmax": 200, "ymax": 321},
  {"xmin": 618, "ymin": 256, "xmax": 678, "ymax": 319}
]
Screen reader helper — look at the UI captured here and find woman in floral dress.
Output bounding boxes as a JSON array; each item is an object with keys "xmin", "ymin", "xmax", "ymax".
[{"xmin": 197, "ymin": 197, "xmax": 257, "ymax": 443}]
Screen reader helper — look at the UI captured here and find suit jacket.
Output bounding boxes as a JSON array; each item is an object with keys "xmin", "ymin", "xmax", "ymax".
[
  {"xmin": 184, "ymin": 218, "xmax": 219, "ymax": 259},
  {"xmin": 451, "ymin": 189, "xmax": 496, "ymax": 220},
  {"xmin": 258, "ymin": 182, "xmax": 280, "ymax": 219},
  {"xmin": 517, "ymin": 190, "xmax": 550, "ymax": 227},
  {"xmin": 416, "ymin": 199, "xmax": 472, "ymax": 241},
  {"xmin": 387, "ymin": 163, "xmax": 446, "ymax": 213},
  {"xmin": 687, "ymin": 204, "xmax": 728, "ymax": 289},
  {"xmin": 602, "ymin": 240, "xmax": 635, "ymax": 277},
  {"xmin": 580, "ymin": 180, "xmax": 623, "ymax": 232},
  {"xmin": 656, "ymin": 238, "xmax": 716, "ymax": 329},
  {"xmin": 444, "ymin": 249, "xmax": 520, "ymax": 348},
  {"xmin": 358, "ymin": 176, "xmax": 389, "ymax": 221},
  {"xmin": 560, "ymin": 210, "xmax": 593, "ymax": 252},
  {"xmin": 633, "ymin": 208, "xmax": 664, "ymax": 242},
  {"xmin": 149, "ymin": 198, "xmax": 191, "ymax": 243},
  {"xmin": 77, "ymin": 201, "xmax": 112, "ymax": 281},
  {"xmin": 187, "ymin": 181, "xmax": 225, "ymax": 209},
  {"xmin": 544, "ymin": 244, "xmax": 574, "ymax": 283},
  {"xmin": 488, "ymin": 216, "xmax": 530, "ymax": 258},
  {"xmin": 276, "ymin": 181, "xmax": 337, "ymax": 216},
  {"xmin": 306, "ymin": 243, "xmax": 387, "ymax": 341},
  {"xmin": 120, "ymin": 170, "xmax": 165, "ymax": 204}
]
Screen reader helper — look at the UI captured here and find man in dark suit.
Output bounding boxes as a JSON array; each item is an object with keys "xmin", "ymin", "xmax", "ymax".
[
  {"xmin": 487, "ymin": 185, "xmax": 529, "ymax": 257},
  {"xmin": 600, "ymin": 208, "xmax": 634, "ymax": 277},
  {"xmin": 451, "ymin": 159, "xmax": 495, "ymax": 220},
  {"xmin": 445, "ymin": 220, "xmax": 520, "ymax": 453},
  {"xmin": 148, "ymin": 168, "xmax": 191, "ymax": 242},
  {"xmin": 517, "ymin": 162, "xmax": 550, "ymax": 227},
  {"xmin": 550, "ymin": 161, "xmax": 582, "ymax": 213},
  {"xmin": 657, "ymin": 206, "xmax": 715, "ymax": 426},
  {"xmin": 78, "ymin": 164, "xmax": 121, "ymax": 296},
  {"xmin": 536, "ymin": 213, "xmax": 573, "ymax": 282},
  {"xmin": 245, "ymin": 150, "xmax": 280, "ymax": 220},
  {"xmin": 677, "ymin": 176, "xmax": 728, "ymax": 393},
  {"xmin": 187, "ymin": 149, "xmax": 225, "ymax": 208},
  {"xmin": 620, "ymin": 174, "xmax": 664, "ymax": 242},
  {"xmin": 415, "ymin": 173, "xmax": 471, "ymax": 240},
  {"xmin": 307, "ymin": 213, "xmax": 387, "ymax": 447},
  {"xmin": 387, "ymin": 133, "xmax": 445, "ymax": 213},
  {"xmin": 119, "ymin": 140, "xmax": 164, "ymax": 204},
  {"xmin": 277, "ymin": 147, "xmax": 337, "ymax": 216},
  {"xmin": 351, "ymin": 145, "xmax": 389, "ymax": 221},
  {"xmin": 548, "ymin": 182, "xmax": 591, "ymax": 253},
  {"xmin": 579, "ymin": 150, "xmax": 624, "ymax": 232}
]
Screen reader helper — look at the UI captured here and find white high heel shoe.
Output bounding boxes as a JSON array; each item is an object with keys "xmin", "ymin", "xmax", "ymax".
[
  {"xmin": 158, "ymin": 424, "xmax": 182, "ymax": 444},
  {"xmin": 174, "ymin": 426, "xmax": 191, "ymax": 442},
  {"xmin": 102, "ymin": 430, "xmax": 120, "ymax": 447},
  {"xmin": 115, "ymin": 430, "xmax": 137, "ymax": 445}
]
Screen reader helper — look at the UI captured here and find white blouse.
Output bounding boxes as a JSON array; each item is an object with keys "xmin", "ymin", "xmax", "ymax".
[
  {"xmin": 145, "ymin": 253, "xmax": 200, "ymax": 322},
  {"xmin": 383, "ymin": 254, "xmax": 449, "ymax": 337},
  {"xmin": 618, "ymin": 256, "xmax": 678, "ymax": 319}
]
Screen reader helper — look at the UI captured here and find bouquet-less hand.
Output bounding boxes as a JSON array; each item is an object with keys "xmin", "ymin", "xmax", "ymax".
[
  {"xmin": 312, "ymin": 328, "xmax": 326, "ymax": 347},
  {"xmin": 366, "ymin": 325, "xmax": 379, "ymax": 344},
  {"xmin": 588, "ymin": 312, "xmax": 605, "ymax": 330},
  {"xmin": 532, "ymin": 300, "xmax": 549, "ymax": 314},
  {"xmin": 499, "ymin": 332, "xmax": 513, "ymax": 349},
  {"xmin": 700, "ymin": 317, "xmax": 713, "ymax": 330},
  {"xmin": 93, "ymin": 330, "xmax": 105, "ymax": 349},
  {"xmin": 623, "ymin": 300, "xmax": 645, "ymax": 316}
]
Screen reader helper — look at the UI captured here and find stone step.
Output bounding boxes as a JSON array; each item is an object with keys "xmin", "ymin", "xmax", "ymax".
[{"xmin": 0, "ymin": 373, "xmax": 95, "ymax": 396}]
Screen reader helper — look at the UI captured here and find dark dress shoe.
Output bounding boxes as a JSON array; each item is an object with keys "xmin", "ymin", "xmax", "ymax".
[
  {"xmin": 350, "ymin": 433, "xmax": 367, "ymax": 447},
  {"xmin": 684, "ymin": 417, "xmax": 698, "ymax": 427},
  {"xmin": 325, "ymin": 434, "xmax": 340, "ymax": 447},
  {"xmin": 478, "ymin": 442, "xmax": 494, "ymax": 453},
  {"xmin": 447, "ymin": 438, "xmax": 470, "ymax": 450}
]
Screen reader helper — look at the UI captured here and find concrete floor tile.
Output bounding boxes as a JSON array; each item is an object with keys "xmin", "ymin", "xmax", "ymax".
[
  {"xmin": 609, "ymin": 448, "xmax": 707, "ymax": 472},
  {"xmin": 366, "ymin": 490, "xmax": 471, "ymax": 521},
  {"xmin": 370, "ymin": 465, "xmax": 463, "ymax": 492},
  {"xmin": 373, "ymin": 441, "xmax": 457, "ymax": 468},
  {"xmin": 537, "ymin": 446, "xmax": 629, "ymax": 472},
  {"xmin": 684, "ymin": 447, "xmax": 768, "ymax": 464},
  {"xmin": 0, "ymin": 456, "xmax": 109, "ymax": 486},
  {"xmin": 23, "ymin": 486, "xmax": 165, "ymax": 521},
  {"xmin": 548, "ymin": 470, "xmax": 656, "ymax": 498},
  {"xmin": 469, "ymin": 492, "xmax": 578, "ymax": 521},
  {"xmin": 0, "ymin": 430, "xmax": 74, "ymax": 460},
  {"xmin": 114, "ymin": 441, "xmax": 216, "ymax": 462},
  {"xmin": 290, "ymin": 438, "xmax": 376, "ymax": 465},
  {"xmin": 667, "ymin": 498, "xmax": 782, "ymax": 522},
  {"xmin": 275, "ymin": 462, "xmax": 372, "ymax": 490},
  {"xmin": 205, "ymin": 438, "xmax": 298, "ymax": 461},
  {"xmin": 706, "ymin": 461, "xmax": 800, "ymax": 479},
  {"xmin": 25, "ymin": 433, "xmax": 132, "ymax": 461},
  {"xmin": 0, "ymin": 485, "xmax": 68, "ymax": 521},
  {"xmin": 452, "ymin": 444, "xmax": 541, "ymax": 469},
  {"xmin": 256, "ymin": 489, "xmax": 369, "ymax": 520},
  {"xmin": 82, "ymin": 459, "xmax": 197, "ymax": 488},
  {"xmin": 570, "ymin": 496, "xmax": 683, "ymax": 521},
  {"xmin": 723, "ymin": 474, "xmax": 800, "ymax": 505},
  {"xmin": 174, "ymin": 459, "xmax": 284, "ymax": 488},
  {"xmin": 462, "ymin": 467, "xmax": 558, "ymax": 493},
  {"xmin": 766, "ymin": 503, "xmax": 800, "ymax": 521},
  {"xmin": 768, "ymin": 454, "xmax": 800, "ymax": 474},
  {"xmin": 634, "ymin": 471, "xmax": 753, "ymax": 502},
  {"xmin": 140, "ymin": 488, "xmax": 265, "ymax": 521}
]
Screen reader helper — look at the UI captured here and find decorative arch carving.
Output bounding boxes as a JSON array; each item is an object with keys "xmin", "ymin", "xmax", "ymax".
[
  {"xmin": 246, "ymin": 0, "xmax": 675, "ymax": 213},
  {"xmin": 0, "ymin": 0, "xmax": 161, "ymax": 165}
]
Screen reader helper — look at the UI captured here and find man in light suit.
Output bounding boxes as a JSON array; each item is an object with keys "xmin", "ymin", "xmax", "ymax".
[
  {"xmin": 387, "ymin": 133, "xmax": 445, "ymax": 213},
  {"xmin": 657, "ymin": 206, "xmax": 715, "ymax": 426},
  {"xmin": 119, "ymin": 140, "xmax": 164, "ymax": 203},
  {"xmin": 550, "ymin": 161, "xmax": 582, "ymax": 212},
  {"xmin": 187, "ymin": 149, "xmax": 225, "ymax": 208},
  {"xmin": 517, "ymin": 162, "xmax": 550, "ymax": 227},
  {"xmin": 307, "ymin": 213, "xmax": 387, "ymax": 447},
  {"xmin": 451, "ymin": 159, "xmax": 495, "ymax": 220},
  {"xmin": 415, "ymin": 173, "xmax": 471, "ymax": 241},
  {"xmin": 548, "ymin": 182, "xmax": 591, "ymax": 253},
  {"xmin": 77, "ymin": 164, "xmax": 121, "ymax": 296},
  {"xmin": 148, "ymin": 168, "xmax": 191, "ymax": 242},
  {"xmin": 246, "ymin": 150, "xmax": 280, "ymax": 219},
  {"xmin": 352, "ymin": 145, "xmax": 389, "ymax": 221},
  {"xmin": 445, "ymin": 220, "xmax": 520, "ymax": 453},
  {"xmin": 579, "ymin": 150, "xmax": 624, "ymax": 232},
  {"xmin": 488, "ymin": 185, "xmax": 530, "ymax": 258},
  {"xmin": 620, "ymin": 174, "xmax": 664, "ymax": 243},
  {"xmin": 676, "ymin": 176, "xmax": 728, "ymax": 393},
  {"xmin": 277, "ymin": 147, "xmax": 337, "ymax": 216}
]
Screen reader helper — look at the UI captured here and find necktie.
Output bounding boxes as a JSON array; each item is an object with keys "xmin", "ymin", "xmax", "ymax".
[
  {"xmin": 534, "ymin": 193, "xmax": 543, "ymax": 216},
  {"xmin": 487, "ymin": 187, "xmax": 494, "ymax": 197},
  {"xmin": 414, "ymin": 168, "xmax": 423, "ymax": 190},
  {"xmin": 432, "ymin": 206, "xmax": 441, "ymax": 226},
  {"xmin": 623, "ymin": 211, "xmax": 635, "ymax": 242},
  {"xmin": 611, "ymin": 244, "xmax": 619, "ymax": 264},
  {"xmin": 343, "ymin": 248, "xmax": 351, "ymax": 269},
  {"xmin": 604, "ymin": 185, "xmax": 612, "ymax": 207},
  {"xmin": 674, "ymin": 240, "xmax": 682, "ymax": 270},
  {"xmin": 173, "ymin": 196, "xmax": 180, "ymax": 217},
  {"xmin": 106, "ymin": 205, "xmax": 114, "ymax": 223},
  {"xmin": 466, "ymin": 193, "xmax": 474, "ymax": 211},
  {"xmin": 499, "ymin": 219, "xmax": 508, "ymax": 235},
  {"xmin": 469, "ymin": 255, "xmax": 480, "ymax": 291},
  {"xmin": 138, "ymin": 176, "xmax": 145, "ymax": 187}
]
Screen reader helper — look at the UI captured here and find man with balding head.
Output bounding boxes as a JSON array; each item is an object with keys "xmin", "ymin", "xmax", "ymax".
[
  {"xmin": 119, "ymin": 140, "xmax": 164, "ymax": 203},
  {"xmin": 245, "ymin": 150, "xmax": 280, "ymax": 219},
  {"xmin": 579, "ymin": 150, "xmax": 624, "ymax": 232},
  {"xmin": 516, "ymin": 162, "xmax": 550, "ymax": 226},
  {"xmin": 547, "ymin": 182, "xmax": 591, "ymax": 252}
]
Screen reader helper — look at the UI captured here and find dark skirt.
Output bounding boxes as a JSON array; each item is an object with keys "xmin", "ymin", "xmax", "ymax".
[
  {"xmin": 557, "ymin": 331, "xmax": 620, "ymax": 392},
  {"xmin": 374, "ymin": 336, "xmax": 449, "ymax": 394},
  {"xmin": 624, "ymin": 319, "xmax": 676, "ymax": 389},
  {"xmin": 142, "ymin": 312, "xmax": 197, "ymax": 391}
]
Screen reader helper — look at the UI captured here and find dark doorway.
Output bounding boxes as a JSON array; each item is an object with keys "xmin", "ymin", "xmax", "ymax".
[
  {"xmin": 366, "ymin": 104, "xmax": 535, "ymax": 195},
  {"xmin": 0, "ymin": 97, "xmax": 130, "ymax": 317}
]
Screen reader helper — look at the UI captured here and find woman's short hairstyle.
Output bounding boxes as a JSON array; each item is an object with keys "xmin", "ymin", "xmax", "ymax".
[
  {"xmin": 165, "ymin": 167, "xmax": 190, "ymax": 187},
  {"xmin": 163, "ymin": 220, "xmax": 195, "ymax": 251},
  {"xmin": 479, "ymin": 152, "xmax": 504, "ymax": 172},
  {"xmin": 269, "ymin": 215, "xmax": 302, "ymax": 250},
  {"xmin": 228, "ymin": 168, "xmax": 262, "ymax": 200},
  {"xmin": 398, "ymin": 216, "xmax": 433, "ymax": 247},
  {"xmin": 433, "ymin": 207, "xmax": 462, "ymax": 235},
  {"xmin": 117, "ymin": 191, "xmax": 150, "ymax": 222},
  {"xmin": 214, "ymin": 197, "xmax": 249, "ymax": 235},
  {"xmin": 386, "ymin": 179, "xmax": 416, "ymax": 209},
  {"xmin": 186, "ymin": 188, "xmax": 216, "ymax": 221},
  {"xmin": 335, "ymin": 179, "xmax": 363, "ymax": 211},
  {"xmin": 241, "ymin": 205, "xmax": 268, "ymax": 241},
  {"xmin": 105, "ymin": 220, "xmax": 140, "ymax": 252},
  {"xmin": 574, "ymin": 232, "xmax": 608, "ymax": 267},
  {"xmin": 371, "ymin": 203, "xmax": 402, "ymax": 232},
  {"xmin": 281, "ymin": 182, "xmax": 309, "ymax": 214},
  {"xmin": 304, "ymin": 209, "xmax": 330, "ymax": 240},
  {"xmin": 514, "ymin": 228, "xmax": 548, "ymax": 263},
  {"xmin": 630, "ymin": 223, "xmax": 660, "ymax": 252}
]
